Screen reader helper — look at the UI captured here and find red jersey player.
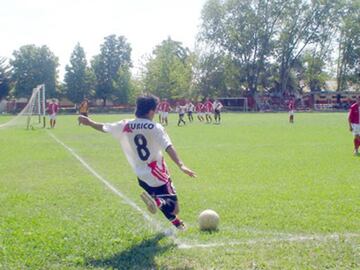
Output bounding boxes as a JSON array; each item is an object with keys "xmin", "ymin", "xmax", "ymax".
[
  {"xmin": 288, "ymin": 99, "xmax": 295, "ymax": 123},
  {"xmin": 203, "ymin": 97, "xmax": 213, "ymax": 123},
  {"xmin": 159, "ymin": 98, "xmax": 171, "ymax": 126},
  {"xmin": 47, "ymin": 98, "xmax": 59, "ymax": 128},
  {"xmin": 195, "ymin": 101, "xmax": 204, "ymax": 122},
  {"xmin": 348, "ymin": 97, "xmax": 360, "ymax": 155}
]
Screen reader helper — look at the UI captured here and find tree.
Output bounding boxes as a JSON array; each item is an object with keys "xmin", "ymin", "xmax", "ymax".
[
  {"xmin": 64, "ymin": 43, "xmax": 94, "ymax": 104},
  {"xmin": 298, "ymin": 49, "xmax": 330, "ymax": 92},
  {"xmin": 199, "ymin": 0, "xmax": 342, "ymax": 96},
  {"xmin": 275, "ymin": 0, "xmax": 340, "ymax": 94},
  {"xmin": 11, "ymin": 45, "xmax": 59, "ymax": 98},
  {"xmin": 336, "ymin": 0, "xmax": 360, "ymax": 91},
  {"xmin": 199, "ymin": 0, "xmax": 288, "ymax": 94},
  {"xmin": 0, "ymin": 57, "xmax": 12, "ymax": 100},
  {"xmin": 92, "ymin": 35, "xmax": 132, "ymax": 106},
  {"xmin": 143, "ymin": 37, "xmax": 194, "ymax": 99}
]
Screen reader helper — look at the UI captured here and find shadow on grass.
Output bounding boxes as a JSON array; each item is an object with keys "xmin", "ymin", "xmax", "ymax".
[{"xmin": 86, "ymin": 233, "xmax": 176, "ymax": 270}]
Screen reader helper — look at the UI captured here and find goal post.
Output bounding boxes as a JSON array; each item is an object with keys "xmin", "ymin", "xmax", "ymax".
[
  {"xmin": 0, "ymin": 84, "xmax": 46, "ymax": 130},
  {"xmin": 218, "ymin": 97, "xmax": 248, "ymax": 112},
  {"xmin": 26, "ymin": 84, "xmax": 46, "ymax": 129}
]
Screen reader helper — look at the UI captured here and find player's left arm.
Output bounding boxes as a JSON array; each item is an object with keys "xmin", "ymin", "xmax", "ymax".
[{"xmin": 166, "ymin": 146, "xmax": 196, "ymax": 177}]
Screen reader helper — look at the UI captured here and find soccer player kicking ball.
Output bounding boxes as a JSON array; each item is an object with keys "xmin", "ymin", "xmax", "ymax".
[
  {"xmin": 348, "ymin": 97, "xmax": 360, "ymax": 156},
  {"xmin": 78, "ymin": 95, "xmax": 196, "ymax": 230}
]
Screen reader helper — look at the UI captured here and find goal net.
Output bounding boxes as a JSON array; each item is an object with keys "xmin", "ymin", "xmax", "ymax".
[
  {"xmin": 0, "ymin": 84, "xmax": 46, "ymax": 130},
  {"xmin": 218, "ymin": 97, "xmax": 248, "ymax": 112}
]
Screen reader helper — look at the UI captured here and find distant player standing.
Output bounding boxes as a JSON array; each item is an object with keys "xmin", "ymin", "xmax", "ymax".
[
  {"xmin": 213, "ymin": 99, "xmax": 223, "ymax": 124},
  {"xmin": 79, "ymin": 98, "xmax": 89, "ymax": 117},
  {"xmin": 78, "ymin": 98, "xmax": 89, "ymax": 125},
  {"xmin": 195, "ymin": 101, "xmax": 204, "ymax": 122},
  {"xmin": 186, "ymin": 100, "xmax": 195, "ymax": 122},
  {"xmin": 160, "ymin": 98, "xmax": 171, "ymax": 126},
  {"xmin": 288, "ymin": 99, "xmax": 295, "ymax": 123},
  {"xmin": 348, "ymin": 97, "xmax": 360, "ymax": 155},
  {"xmin": 156, "ymin": 102, "xmax": 163, "ymax": 124},
  {"xmin": 78, "ymin": 95, "xmax": 196, "ymax": 229},
  {"xmin": 176, "ymin": 103, "xmax": 186, "ymax": 126},
  {"xmin": 204, "ymin": 97, "xmax": 213, "ymax": 123},
  {"xmin": 47, "ymin": 98, "xmax": 59, "ymax": 128}
]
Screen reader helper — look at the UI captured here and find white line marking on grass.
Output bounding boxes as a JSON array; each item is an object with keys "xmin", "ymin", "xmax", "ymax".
[
  {"xmin": 47, "ymin": 131, "xmax": 168, "ymax": 234},
  {"xmin": 178, "ymin": 233, "xmax": 360, "ymax": 249},
  {"xmin": 47, "ymin": 131, "xmax": 360, "ymax": 250}
]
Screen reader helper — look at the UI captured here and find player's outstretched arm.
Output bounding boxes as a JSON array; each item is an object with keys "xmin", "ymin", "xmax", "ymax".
[
  {"xmin": 78, "ymin": 115, "xmax": 105, "ymax": 132},
  {"xmin": 166, "ymin": 145, "xmax": 196, "ymax": 177}
]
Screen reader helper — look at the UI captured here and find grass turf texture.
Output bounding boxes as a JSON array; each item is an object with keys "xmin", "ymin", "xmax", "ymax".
[{"xmin": 0, "ymin": 113, "xmax": 359, "ymax": 269}]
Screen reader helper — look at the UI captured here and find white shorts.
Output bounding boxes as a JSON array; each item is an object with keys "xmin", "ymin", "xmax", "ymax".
[
  {"xmin": 352, "ymin": 123, "xmax": 360, "ymax": 136},
  {"xmin": 197, "ymin": 112, "xmax": 204, "ymax": 117},
  {"xmin": 49, "ymin": 113, "xmax": 57, "ymax": 120},
  {"xmin": 205, "ymin": 111, "xmax": 212, "ymax": 116},
  {"xmin": 161, "ymin": 112, "xmax": 168, "ymax": 119},
  {"xmin": 289, "ymin": 110, "xmax": 294, "ymax": 116}
]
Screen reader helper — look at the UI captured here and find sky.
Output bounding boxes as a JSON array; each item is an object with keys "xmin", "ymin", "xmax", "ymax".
[{"xmin": 1, "ymin": 0, "xmax": 207, "ymax": 80}]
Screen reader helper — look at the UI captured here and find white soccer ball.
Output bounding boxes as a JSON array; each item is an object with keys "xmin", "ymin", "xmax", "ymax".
[{"xmin": 198, "ymin": 209, "xmax": 219, "ymax": 231}]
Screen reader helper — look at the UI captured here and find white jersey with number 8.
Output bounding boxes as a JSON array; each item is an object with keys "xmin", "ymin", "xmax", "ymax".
[{"xmin": 103, "ymin": 118, "xmax": 172, "ymax": 187}]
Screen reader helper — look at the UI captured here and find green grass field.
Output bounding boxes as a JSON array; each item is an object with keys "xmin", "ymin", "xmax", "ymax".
[{"xmin": 1, "ymin": 113, "xmax": 359, "ymax": 269}]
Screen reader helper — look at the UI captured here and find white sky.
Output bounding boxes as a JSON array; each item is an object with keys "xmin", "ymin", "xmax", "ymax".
[{"xmin": 1, "ymin": 0, "xmax": 207, "ymax": 80}]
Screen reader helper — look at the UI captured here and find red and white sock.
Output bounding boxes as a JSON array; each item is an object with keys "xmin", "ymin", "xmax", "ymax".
[{"xmin": 171, "ymin": 218, "xmax": 182, "ymax": 227}]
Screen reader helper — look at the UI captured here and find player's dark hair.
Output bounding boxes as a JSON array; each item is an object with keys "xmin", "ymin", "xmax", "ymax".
[{"xmin": 135, "ymin": 95, "xmax": 159, "ymax": 118}]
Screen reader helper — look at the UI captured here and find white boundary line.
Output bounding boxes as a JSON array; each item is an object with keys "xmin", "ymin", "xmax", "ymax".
[
  {"xmin": 178, "ymin": 233, "xmax": 360, "ymax": 249},
  {"xmin": 47, "ymin": 131, "xmax": 360, "ymax": 250},
  {"xmin": 47, "ymin": 131, "xmax": 167, "ymax": 233}
]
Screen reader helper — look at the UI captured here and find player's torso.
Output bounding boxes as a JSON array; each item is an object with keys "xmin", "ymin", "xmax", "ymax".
[
  {"xmin": 119, "ymin": 119, "xmax": 169, "ymax": 186},
  {"xmin": 163, "ymin": 103, "xmax": 170, "ymax": 112}
]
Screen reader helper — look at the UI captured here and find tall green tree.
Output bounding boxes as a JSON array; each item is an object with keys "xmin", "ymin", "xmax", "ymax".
[
  {"xmin": 0, "ymin": 57, "xmax": 12, "ymax": 100},
  {"xmin": 275, "ymin": 0, "xmax": 339, "ymax": 94},
  {"xmin": 200, "ymin": 0, "xmax": 288, "ymax": 94},
  {"xmin": 92, "ymin": 35, "xmax": 132, "ymax": 105},
  {"xmin": 11, "ymin": 45, "xmax": 58, "ymax": 98},
  {"xmin": 144, "ymin": 37, "xmax": 194, "ymax": 99},
  {"xmin": 336, "ymin": 0, "xmax": 360, "ymax": 91},
  {"xmin": 64, "ymin": 43, "xmax": 93, "ymax": 103}
]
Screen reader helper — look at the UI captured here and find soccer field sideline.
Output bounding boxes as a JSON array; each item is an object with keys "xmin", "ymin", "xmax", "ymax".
[{"xmin": 46, "ymin": 128, "xmax": 360, "ymax": 250}]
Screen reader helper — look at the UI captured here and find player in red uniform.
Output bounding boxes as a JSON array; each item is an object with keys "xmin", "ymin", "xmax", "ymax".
[
  {"xmin": 203, "ymin": 97, "xmax": 213, "ymax": 123},
  {"xmin": 195, "ymin": 101, "xmax": 204, "ymax": 122},
  {"xmin": 288, "ymin": 99, "xmax": 295, "ymax": 123},
  {"xmin": 47, "ymin": 98, "xmax": 59, "ymax": 128},
  {"xmin": 160, "ymin": 98, "xmax": 171, "ymax": 126},
  {"xmin": 348, "ymin": 97, "xmax": 360, "ymax": 155}
]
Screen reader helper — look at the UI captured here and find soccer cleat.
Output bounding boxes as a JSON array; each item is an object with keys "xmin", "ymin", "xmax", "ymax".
[
  {"xmin": 175, "ymin": 221, "xmax": 187, "ymax": 231},
  {"xmin": 140, "ymin": 192, "xmax": 157, "ymax": 214},
  {"xmin": 172, "ymin": 218, "xmax": 187, "ymax": 231}
]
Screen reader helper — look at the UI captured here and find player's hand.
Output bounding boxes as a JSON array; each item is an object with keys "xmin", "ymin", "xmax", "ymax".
[
  {"xmin": 180, "ymin": 165, "xmax": 197, "ymax": 178},
  {"xmin": 78, "ymin": 115, "xmax": 91, "ymax": 126}
]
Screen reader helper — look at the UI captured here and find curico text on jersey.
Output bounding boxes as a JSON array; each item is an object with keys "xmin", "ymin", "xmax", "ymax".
[{"xmin": 128, "ymin": 122, "xmax": 155, "ymax": 130}]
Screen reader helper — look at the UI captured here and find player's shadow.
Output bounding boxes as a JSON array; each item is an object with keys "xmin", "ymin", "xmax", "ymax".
[{"xmin": 86, "ymin": 233, "xmax": 175, "ymax": 270}]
